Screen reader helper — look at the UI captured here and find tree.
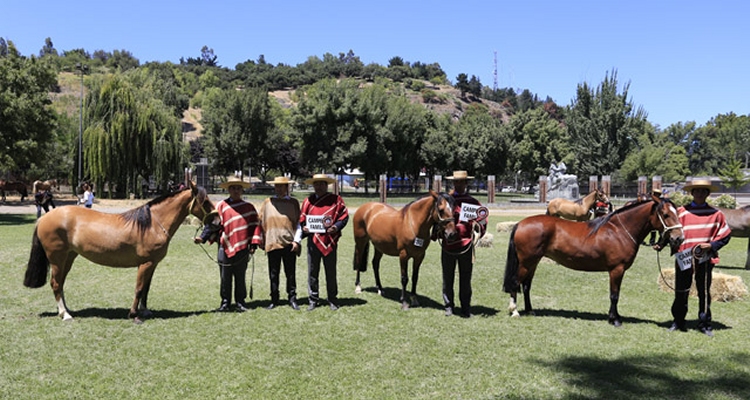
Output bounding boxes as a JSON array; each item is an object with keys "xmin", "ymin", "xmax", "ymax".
[
  {"xmin": 506, "ymin": 108, "xmax": 570, "ymax": 182},
  {"xmin": 565, "ymin": 70, "xmax": 648, "ymax": 179},
  {"xmin": 718, "ymin": 149, "xmax": 750, "ymax": 199},
  {"xmin": 0, "ymin": 42, "xmax": 58, "ymax": 176},
  {"xmin": 201, "ymin": 87, "xmax": 273, "ymax": 179},
  {"xmin": 455, "ymin": 73, "xmax": 469, "ymax": 98},
  {"xmin": 39, "ymin": 37, "xmax": 57, "ymax": 57},
  {"xmin": 84, "ymin": 73, "xmax": 184, "ymax": 197}
]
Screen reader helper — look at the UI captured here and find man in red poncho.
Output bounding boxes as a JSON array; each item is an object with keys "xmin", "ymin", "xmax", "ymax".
[
  {"xmin": 667, "ymin": 178, "xmax": 730, "ymax": 337},
  {"xmin": 299, "ymin": 174, "xmax": 349, "ymax": 311}
]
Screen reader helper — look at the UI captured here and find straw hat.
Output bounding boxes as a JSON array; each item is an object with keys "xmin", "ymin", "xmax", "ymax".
[
  {"xmin": 683, "ymin": 178, "xmax": 719, "ymax": 193},
  {"xmin": 651, "ymin": 188, "xmax": 662, "ymax": 195},
  {"xmin": 267, "ymin": 176, "xmax": 293, "ymax": 185},
  {"xmin": 218, "ymin": 176, "xmax": 251, "ymax": 190},
  {"xmin": 304, "ymin": 173, "xmax": 336, "ymax": 185},
  {"xmin": 446, "ymin": 170, "xmax": 474, "ymax": 180}
]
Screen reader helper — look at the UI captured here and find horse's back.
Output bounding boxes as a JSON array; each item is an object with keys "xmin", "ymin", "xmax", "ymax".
[{"xmin": 722, "ymin": 207, "xmax": 750, "ymax": 237}]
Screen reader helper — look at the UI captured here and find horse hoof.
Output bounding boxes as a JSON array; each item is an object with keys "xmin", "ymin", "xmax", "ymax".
[
  {"xmin": 610, "ymin": 320, "xmax": 622, "ymax": 327},
  {"xmin": 377, "ymin": 289, "xmax": 383, "ymax": 296},
  {"xmin": 62, "ymin": 315, "xmax": 74, "ymax": 322},
  {"xmin": 401, "ymin": 303, "xmax": 410, "ymax": 310},
  {"xmin": 133, "ymin": 317, "xmax": 144, "ymax": 325},
  {"xmin": 510, "ymin": 310, "xmax": 520, "ymax": 318},
  {"xmin": 355, "ymin": 286, "xmax": 362, "ymax": 294}
]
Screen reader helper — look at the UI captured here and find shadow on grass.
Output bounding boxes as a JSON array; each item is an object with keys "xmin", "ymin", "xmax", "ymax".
[
  {"xmin": 40, "ymin": 307, "xmax": 210, "ymax": 320},
  {"xmin": 359, "ymin": 286, "xmax": 443, "ymax": 309},
  {"xmin": 0, "ymin": 214, "xmax": 35, "ymax": 225},
  {"xmin": 534, "ymin": 353, "xmax": 750, "ymax": 399},
  {"xmin": 517, "ymin": 307, "xmax": 732, "ymax": 331}
]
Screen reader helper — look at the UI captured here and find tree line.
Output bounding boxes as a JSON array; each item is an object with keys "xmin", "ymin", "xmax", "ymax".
[{"xmin": 2, "ymin": 37, "xmax": 749, "ymax": 197}]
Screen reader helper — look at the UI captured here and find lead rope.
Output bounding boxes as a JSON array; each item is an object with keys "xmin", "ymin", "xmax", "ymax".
[{"xmin": 656, "ymin": 246, "xmax": 695, "ymax": 293}]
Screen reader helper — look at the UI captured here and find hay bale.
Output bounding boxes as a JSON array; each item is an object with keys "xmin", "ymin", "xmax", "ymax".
[
  {"xmin": 657, "ymin": 269, "xmax": 747, "ymax": 302},
  {"xmin": 496, "ymin": 222, "xmax": 517, "ymax": 232},
  {"xmin": 477, "ymin": 233, "xmax": 494, "ymax": 248}
]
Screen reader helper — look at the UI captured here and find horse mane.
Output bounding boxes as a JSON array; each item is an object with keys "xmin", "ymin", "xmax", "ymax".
[
  {"xmin": 588, "ymin": 197, "xmax": 676, "ymax": 235},
  {"xmin": 120, "ymin": 188, "xmax": 189, "ymax": 235},
  {"xmin": 399, "ymin": 191, "xmax": 453, "ymax": 217}
]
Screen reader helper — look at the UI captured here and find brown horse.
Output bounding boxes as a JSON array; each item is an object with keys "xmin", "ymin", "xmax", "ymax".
[
  {"xmin": 352, "ymin": 191, "xmax": 456, "ymax": 309},
  {"xmin": 504, "ymin": 195, "xmax": 684, "ymax": 326},
  {"xmin": 546, "ymin": 189, "xmax": 609, "ymax": 221},
  {"xmin": 24, "ymin": 183, "xmax": 213, "ymax": 323},
  {"xmin": 719, "ymin": 205, "xmax": 750, "ymax": 269},
  {"xmin": 0, "ymin": 180, "xmax": 29, "ymax": 202},
  {"xmin": 32, "ymin": 179, "xmax": 59, "ymax": 193}
]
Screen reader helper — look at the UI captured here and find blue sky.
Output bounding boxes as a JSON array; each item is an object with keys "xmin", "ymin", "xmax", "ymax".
[{"xmin": 4, "ymin": 0, "xmax": 749, "ymax": 128}]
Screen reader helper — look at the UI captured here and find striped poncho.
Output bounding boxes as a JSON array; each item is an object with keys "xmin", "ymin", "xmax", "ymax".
[
  {"xmin": 677, "ymin": 202, "xmax": 731, "ymax": 264},
  {"xmin": 216, "ymin": 198, "xmax": 260, "ymax": 258}
]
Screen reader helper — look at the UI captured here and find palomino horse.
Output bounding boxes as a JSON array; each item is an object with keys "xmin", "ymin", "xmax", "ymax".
[
  {"xmin": 0, "ymin": 180, "xmax": 28, "ymax": 202},
  {"xmin": 32, "ymin": 179, "xmax": 59, "ymax": 193},
  {"xmin": 720, "ymin": 205, "xmax": 750, "ymax": 269},
  {"xmin": 352, "ymin": 191, "xmax": 456, "ymax": 309},
  {"xmin": 504, "ymin": 195, "xmax": 684, "ymax": 326},
  {"xmin": 24, "ymin": 183, "xmax": 213, "ymax": 323},
  {"xmin": 546, "ymin": 189, "xmax": 609, "ymax": 221}
]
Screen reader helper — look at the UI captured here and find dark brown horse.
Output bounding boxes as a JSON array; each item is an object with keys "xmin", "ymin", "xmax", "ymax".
[
  {"xmin": 24, "ymin": 183, "xmax": 213, "ymax": 322},
  {"xmin": 352, "ymin": 191, "xmax": 456, "ymax": 309},
  {"xmin": 719, "ymin": 205, "xmax": 750, "ymax": 269},
  {"xmin": 0, "ymin": 180, "xmax": 28, "ymax": 202},
  {"xmin": 503, "ymin": 195, "xmax": 684, "ymax": 326}
]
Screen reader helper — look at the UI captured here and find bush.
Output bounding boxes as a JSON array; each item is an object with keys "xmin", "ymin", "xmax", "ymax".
[{"xmin": 668, "ymin": 192, "xmax": 737, "ymax": 209}]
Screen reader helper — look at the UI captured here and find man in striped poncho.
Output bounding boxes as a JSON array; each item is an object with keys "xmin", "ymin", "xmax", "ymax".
[
  {"xmin": 668, "ymin": 178, "xmax": 731, "ymax": 337},
  {"xmin": 195, "ymin": 177, "xmax": 259, "ymax": 312}
]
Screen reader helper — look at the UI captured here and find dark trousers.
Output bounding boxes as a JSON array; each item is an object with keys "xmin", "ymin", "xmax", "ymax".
[
  {"xmin": 672, "ymin": 262, "xmax": 713, "ymax": 326},
  {"xmin": 219, "ymin": 249, "xmax": 249, "ymax": 305},
  {"xmin": 267, "ymin": 245, "xmax": 297, "ymax": 303},
  {"xmin": 441, "ymin": 247, "xmax": 474, "ymax": 314},
  {"xmin": 307, "ymin": 244, "xmax": 338, "ymax": 304}
]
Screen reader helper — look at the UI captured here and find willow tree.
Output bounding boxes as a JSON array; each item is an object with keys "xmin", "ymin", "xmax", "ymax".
[{"xmin": 83, "ymin": 74, "xmax": 184, "ymax": 197}]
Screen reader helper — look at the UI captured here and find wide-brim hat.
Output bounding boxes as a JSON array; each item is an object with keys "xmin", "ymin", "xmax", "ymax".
[
  {"xmin": 267, "ymin": 176, "xmax": 293, "ymax": 185},
  {"xmin": 218, "ymin": 177, "xmax": 252, "ymax": 189},
  {"xmin": 446, "ymin": 170, "xmax": 474, "ymax": 180},
  {"xmin": 304, "ymin": 173, "xmax": 336, "ymax": 185},
  {"xmin": 683, "ymin": 178, "xmax": 719, "ymax": 193}
]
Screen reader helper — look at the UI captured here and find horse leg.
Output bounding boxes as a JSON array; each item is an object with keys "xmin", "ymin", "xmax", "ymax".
[
  {"xmin": 508, "ymin": 291, "xmax": 520, "ymax": 317},
  {"xmin": 745, "ymin": 239, "xmax": 750, "ymax": 270},
  {"xmin": 409, "ymin": 255, "xmax": 425, "ymax": 307},
  {"xmin": 373, "ymin": 250, "xmax": 384, "ymax": 296},
  {"xmin": 50, "ymin": 253, "xmax": 78, "ymax": 321},
  {"xmin": 519, "ymin": 261, "xmax": 539, "ymax": 316},
  {"xmin": 355, "ymin": 270, "xmax": 362, "ymax": 294},
  {"xmin": 608, "ymin": 268, "xmax": 625, "ymax": 327},
  {"xmin": 399, "ymin": 256, "xmax": 410, "ymax": 310},
  {"xmin": 130, "ymin": 262, "xmax": 157, "ymax": 322}
]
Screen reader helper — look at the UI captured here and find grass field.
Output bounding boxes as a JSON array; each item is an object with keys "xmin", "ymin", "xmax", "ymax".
[{"xmin": 1, "ymin": 206, "xmax": 750, "ymax": 399}]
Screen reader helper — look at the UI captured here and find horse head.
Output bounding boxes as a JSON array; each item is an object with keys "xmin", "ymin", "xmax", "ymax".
[
  {"xmin": 431, "ymin": 191, "xmax": 457, "ymax": 241},
  {"xmin": 188, "ymin": 182, "xmax": 214, "ymax": 221},
  {"xmin": 651, "ymin": 195, "xmax": 684, "ymax": 253}
]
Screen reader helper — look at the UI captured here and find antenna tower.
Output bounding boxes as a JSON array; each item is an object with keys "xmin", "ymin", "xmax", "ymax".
[{"xmin": 493, "ymin": 50, "xmax": 498, "ymax": 91}]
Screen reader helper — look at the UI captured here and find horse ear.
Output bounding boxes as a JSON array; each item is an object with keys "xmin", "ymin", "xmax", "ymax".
[{"xmin": 429, "ymin": 189, "xmax": 438, "ymax": 197}]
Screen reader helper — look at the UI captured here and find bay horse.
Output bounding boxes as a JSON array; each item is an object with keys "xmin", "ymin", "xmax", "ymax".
[
  {"xmin": 352, "ymin": 190, "xmax": 456, "ymax": 309},
  {"xmin": 547, "ymin": 189, "xmax": 608, "ymax": 221},
  {"xmin": 719, "ymin": 205, "xmax": 750, "ymax": 269},
  {"xmin": 503, "ymin": 195, "xmax": 684, "ymax": 326},
  {"xmin": 24, "ymin": 182, "xmax": 213, "ymax": 323},
  {"xmin": 0, "ymin": 180, "xmax": 28, "ymax": 202}
]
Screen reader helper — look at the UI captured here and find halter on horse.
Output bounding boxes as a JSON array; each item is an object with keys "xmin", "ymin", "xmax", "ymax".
[
  {"xmin": 24, "ymin": 183, "xmax": 213, "ymax": 323},
  {"xmin": 504, "ymin": 195, "xmax": 684, "ymax": 327},
  {"xmin": 546, "ymin": 189, "xmax": 609, "ymax": 221},
  {"xmin": 352, "ymin": 191, "xmax": 456, "ymax": 309}
]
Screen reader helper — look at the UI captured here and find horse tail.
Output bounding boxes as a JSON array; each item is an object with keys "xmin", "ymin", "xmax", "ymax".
[
  {"xmin": 503, "ymin": 224, "xmax": 520, "ymax": 293},
  {"xmin": 353, "ymin": 240, "xmax": 369, "ymax": 272},
  {"xmin": 24, "ymin": 226, "xmax": 49, "ymax": 288}
]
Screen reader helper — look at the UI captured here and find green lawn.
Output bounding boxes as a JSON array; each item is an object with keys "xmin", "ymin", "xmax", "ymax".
[{"xmin": 1, "ymin": 209, "xmax": 749, "ymax": 399}]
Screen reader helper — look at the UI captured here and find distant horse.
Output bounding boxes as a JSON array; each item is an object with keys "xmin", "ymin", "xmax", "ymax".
[
  {"xmin": 352, "ymin": 191, "xmax": 456, "ymax": 309},
  {"xmin": 32, "ymin": 179, "xmax": 59, "ymax": 193},
  {"xmin": 504, "ymin": 195, "xmax": 684, "ymax": 326},
  {"xmin": 0, "ymin": 180, "xmax": 28, "ymax": 202},
  {"xmin": 24, "ymin": 183, "xmax": 213, "ymax": 323},
  {"xmin": 719, "ymin": 205, "xmax": 750, "ymax": 269},
  {"xmin": 547, "ymin": 189, "xmax": 609, "ymax": 221}
]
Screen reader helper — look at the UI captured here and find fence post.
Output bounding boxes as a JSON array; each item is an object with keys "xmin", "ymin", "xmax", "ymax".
[
  {"xmin": 379, "ymin": 174, "xmax": 388, "ymax": 203},
  {"xmin": 539, "ymin": 176, "xmax": 548, "ymax": 203},
  {"xmin": 487, "ymin": 175, "xmax": 495, "ymax": 203},
  {"xmin": 602, "ymin": 175, "xmax": 611, "ymax": 197}
]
